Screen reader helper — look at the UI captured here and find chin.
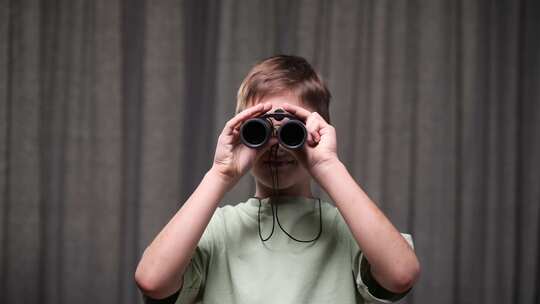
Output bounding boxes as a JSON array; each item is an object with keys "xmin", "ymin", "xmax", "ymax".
[
  {"xmin": 256, "ymin": 176, "xmax": 298, "ymax": 191},
  {"xmin": 251, "ymin": 162, "xmax": 310, "ymax": 192}
]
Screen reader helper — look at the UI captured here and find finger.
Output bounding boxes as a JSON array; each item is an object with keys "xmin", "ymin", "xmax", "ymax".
[
  {"xmin": 306, "ymin": 132, "xmax": 313, "ymax": 146},
  {"xmin": 305, "ymin": 116, "xmax": 322, "ymax": 146},
  {"xmin": 223, "ymin": 103, "xmax": 271, "ymax": 135},
  {"xmin": 226, "ymin": 102, "xmax": 269, "ymax": 131},
  {"xmin": 231, "ymin": 128, "xmax": 240, "ymax": 140},
  {"xmin": 281, "ymin": 103, "xmax": 313, "ymax": 122}
]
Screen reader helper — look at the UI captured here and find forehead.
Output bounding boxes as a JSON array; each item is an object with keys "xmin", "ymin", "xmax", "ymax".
[{"xmin": 254, "ymin": 93, "xmax": 315, "ymax": 112}]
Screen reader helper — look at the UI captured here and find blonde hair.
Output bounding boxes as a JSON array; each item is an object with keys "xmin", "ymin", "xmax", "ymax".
[{"xmin": 236, "ymin": 55, "xmax": 331, "ymax": 123}]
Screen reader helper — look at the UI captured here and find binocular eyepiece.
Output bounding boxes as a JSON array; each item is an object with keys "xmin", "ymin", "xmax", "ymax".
[{"xmin": 240, "ymin": 108, "xmax": 307, "ymax": 149}]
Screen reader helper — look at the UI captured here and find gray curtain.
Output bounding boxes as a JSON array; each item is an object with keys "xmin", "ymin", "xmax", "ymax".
[{"xmin": 1, "ymin": 0, "xmax": 539, "ymax": 303}]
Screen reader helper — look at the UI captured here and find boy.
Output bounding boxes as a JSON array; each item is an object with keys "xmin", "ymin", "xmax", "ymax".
[{"xmin": 135, "ymin": 55, "xmax": 420, "ymax": 303}]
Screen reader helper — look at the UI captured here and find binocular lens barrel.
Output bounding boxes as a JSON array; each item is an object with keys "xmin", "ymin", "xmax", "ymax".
[
  {"xmin": 278, "ymin": 120, "xmax": 306, "ymax": 149},
  {"xmin": 240, "ymin": 118, "xmax": 306, "ymax": 149},
  {"xmin": 239, "ymin": 119, "xmax": 271, "ymax": 148}
]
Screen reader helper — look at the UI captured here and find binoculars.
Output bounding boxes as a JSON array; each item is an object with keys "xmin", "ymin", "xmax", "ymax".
[{"xmin": 240, "ymin": 108, "xmax": 307, "ymax": 149}]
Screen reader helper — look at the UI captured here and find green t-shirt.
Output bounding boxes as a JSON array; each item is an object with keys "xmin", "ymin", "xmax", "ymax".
[{"xmin": 176, "ymin": 196, "xmax": 414, "ymax": 304}]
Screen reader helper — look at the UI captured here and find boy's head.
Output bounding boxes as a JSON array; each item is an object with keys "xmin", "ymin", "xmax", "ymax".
[
  {"xmin": 236, "ymin": 55, "xmax": 332, "ymax": 197},
  {"xmin": 236, "ymin": 55, "xmax": 331, "ymax": 123}
]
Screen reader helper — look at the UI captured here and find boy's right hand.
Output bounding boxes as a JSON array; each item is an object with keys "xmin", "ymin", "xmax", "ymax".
[{"xmin": 211, "ymin": 102, "xmax": 277, "ymax": 187}]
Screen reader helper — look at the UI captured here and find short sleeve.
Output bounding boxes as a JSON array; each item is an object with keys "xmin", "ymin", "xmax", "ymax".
[
  {"xmin": 334, "ymin": 213, "xmax": 415, "ymax": 303},
  {"xmin": 355, "ymin": 233, "xmax": 414, "ymax": 303},
  {"xmin": 175, "ymin": 209, "xmax": 223, "ymax": 304}
]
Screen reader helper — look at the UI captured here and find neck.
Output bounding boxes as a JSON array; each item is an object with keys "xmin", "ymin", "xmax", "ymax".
[{"xmin": 254, "ymin": 179, "xmax": 313, "ymax": 198}]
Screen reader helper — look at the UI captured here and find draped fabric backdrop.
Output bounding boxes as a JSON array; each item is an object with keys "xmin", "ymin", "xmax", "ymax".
[{"xmin": 1, "ymin": 0, "xmax": 539, "ymax": 303}]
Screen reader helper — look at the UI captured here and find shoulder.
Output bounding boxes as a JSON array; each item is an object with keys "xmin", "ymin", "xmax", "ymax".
[
  {"xmin": 211, "ymin": 201, "xmax": 255, "ymax": 234},
  {"xmin": 198, "ymin": 202, "xmax": 248, "ymax": 251},
  {"xmin": 214, "ymin": 201, "xmax": 251, "ymax": 219}
]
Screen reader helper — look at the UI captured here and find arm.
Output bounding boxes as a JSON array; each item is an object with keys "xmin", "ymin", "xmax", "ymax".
[
  {"xmin": 134, "ymin": 168, "xmax": 229, "ymax": 299},
  {"xmin": 281, "ymin": 103, "xmax": 420, "ymax": 294},
  {"xmin": 312, "ymin": 159, "xmax": 420, "ymax": 293},
  {"xmin": 135, "ymin": 103, "xmax": 276, "ymax": 299}
]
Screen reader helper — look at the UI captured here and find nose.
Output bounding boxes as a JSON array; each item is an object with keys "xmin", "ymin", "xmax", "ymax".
[{"xmin": 268, "ymin": 143, "xmax": 293, "ymax": 158}]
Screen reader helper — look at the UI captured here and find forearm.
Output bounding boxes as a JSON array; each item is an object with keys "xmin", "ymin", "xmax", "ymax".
[
  {"xmin": 135, "ymin": 168, "xmax": 231, "ymax": 298},
  {"xmin": 312, "ymin": 159, "xmax": 420, "ymax": 293}
]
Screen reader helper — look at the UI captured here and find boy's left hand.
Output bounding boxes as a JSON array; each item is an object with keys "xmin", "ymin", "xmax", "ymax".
[{"xmin": 280, "ymin": 103, "xmax": 339, "ymax": 175}]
